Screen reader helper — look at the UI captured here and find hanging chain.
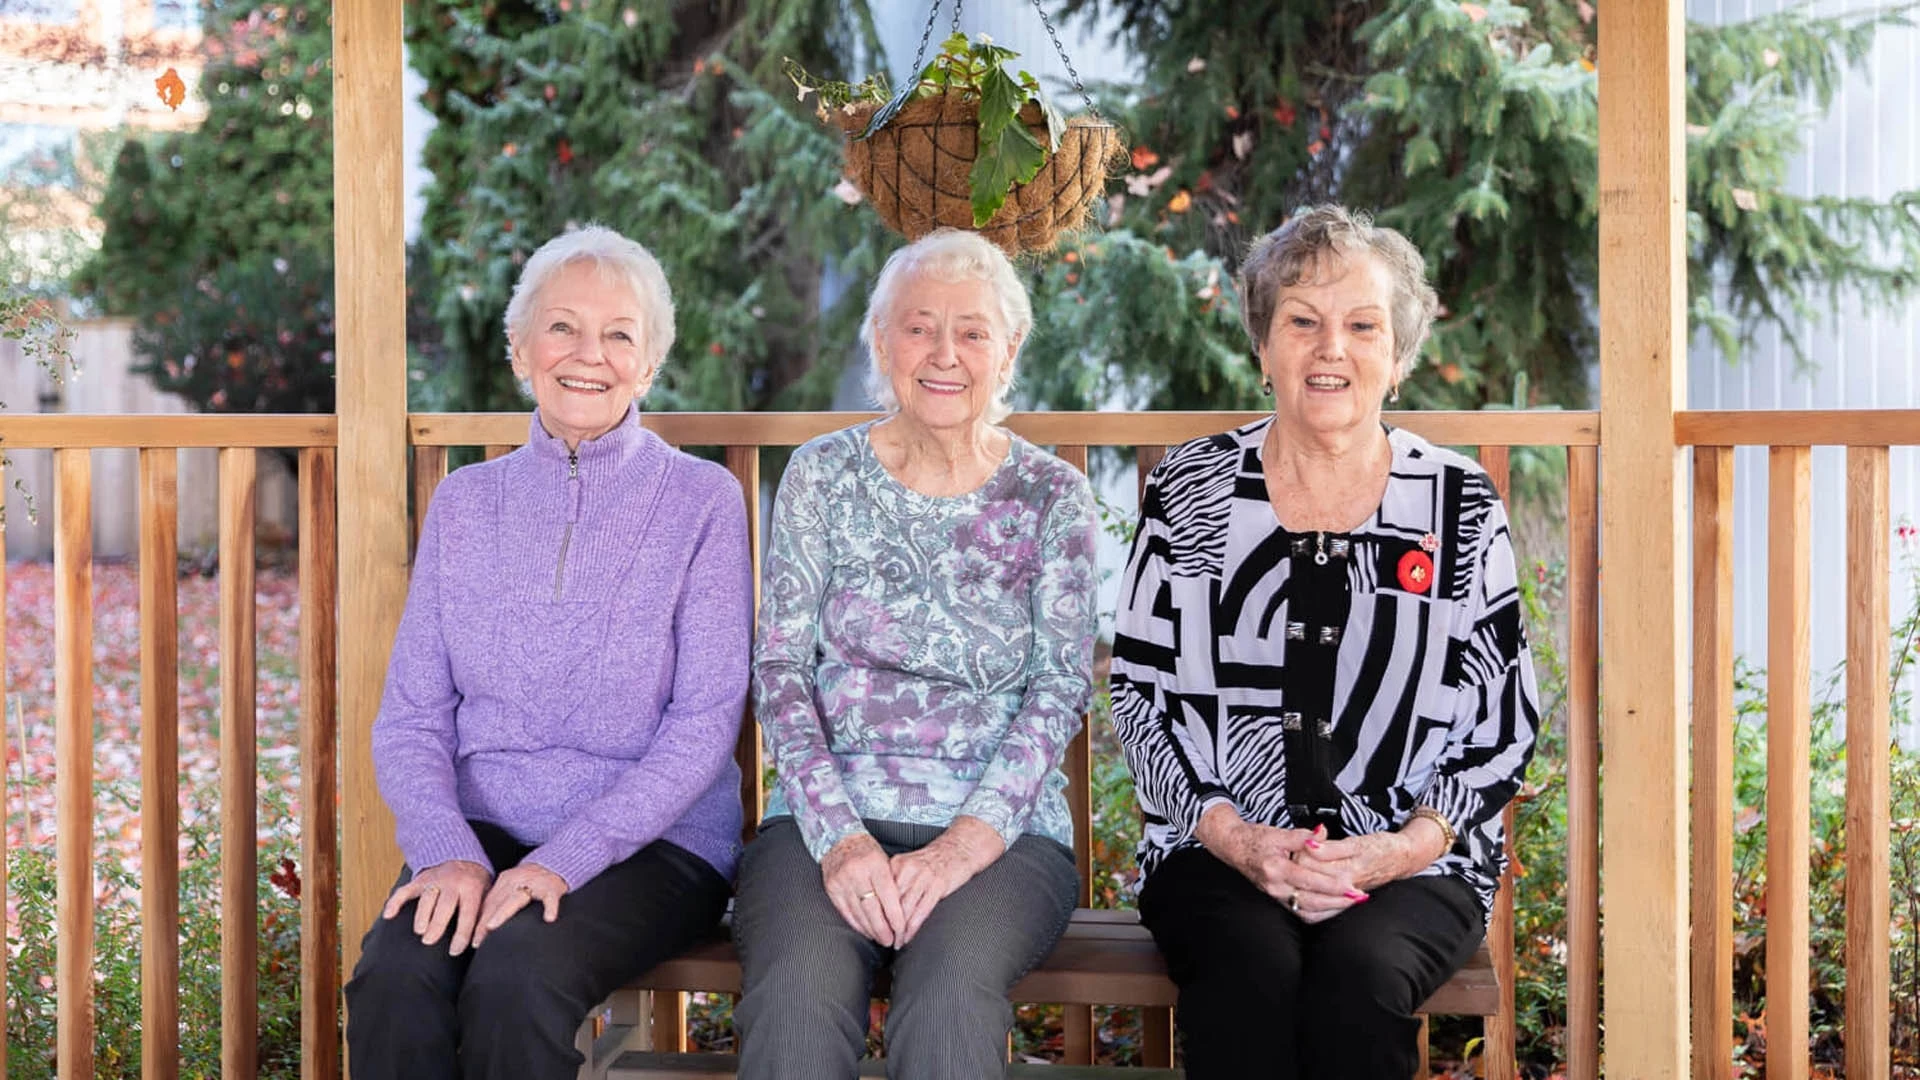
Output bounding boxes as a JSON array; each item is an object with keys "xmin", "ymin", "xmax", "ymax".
[
  {"xmin": 1029, "ymin": 0, "xmax": 1097, "ymax": 114},
  {"xmin": 952, "ymin": 0, "xmax": 965, "ymax": 36},
  {"xmin": 905, "ymin": 0, "xmax": 948, "ymax": 84}
]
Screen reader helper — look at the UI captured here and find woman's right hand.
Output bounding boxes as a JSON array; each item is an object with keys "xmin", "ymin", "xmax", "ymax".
[
  {"xmin": 821, "ymin": 832, "xmax": 907, "ymax": 947},
  {"xmin": 1196, "ymin": 805, "xmax": 1365, "ymax": 924},
  {"xmin": 381, "ymin": 859, "xmax": 492, "ymax": 954}
]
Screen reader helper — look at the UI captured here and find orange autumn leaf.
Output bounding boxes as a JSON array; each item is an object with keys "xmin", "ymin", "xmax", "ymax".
[
  {"xmin": 1167, "ymin": 189, "xmax": 1193, "ymax": 214},
  {"xmin": 1224, "ymin": 104, "xmax": 1241, "ymax": 120},
  {"xmin": 1131, "ymin": 145, "xmax": 1160, "ymax": 171},
  {"xmin": 1461, "ymin": 2, "xmax": 1488, "ymax": 20},
  {"xmin": 155, "ymin": 68, "xmax": 187, "ymax": 111}
]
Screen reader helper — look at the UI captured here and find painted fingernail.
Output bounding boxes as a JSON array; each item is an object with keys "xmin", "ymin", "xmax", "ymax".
[
  {"xmin": 1305, "ymin": 838, "xmax": 1322, "ymax": 850},
  {"xmin": 1345, "ymin": 890, "xmax": 1370, "ymax": 902}
]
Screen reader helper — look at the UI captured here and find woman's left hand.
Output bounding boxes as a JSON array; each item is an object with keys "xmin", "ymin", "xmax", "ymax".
[
  {"xmin": 1293, "ymin": 829, "xmax": 1421, "ymax": 894},
  {"xmin": 889, "ymin": 816, "xmax": 1005, "ymax": 946},
  {"xmin": 472, "ymin": 863, "xmax": 569, "ymax": 947}
]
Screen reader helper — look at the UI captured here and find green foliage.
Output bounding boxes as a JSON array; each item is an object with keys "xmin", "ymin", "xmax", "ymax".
[
  {"xmin": 73, "ymin": 0, "xmax": 335, "ymax": 415},
  {"xmin": 406, "ymin": 0, "xmax": 889, "ymax": 414},
  {"xmin": 5, "ymin": 776, "xmax": 309, "ymax": 1078},
  {"xmin": 1048, "ymin": 0, "xmax": 1920, "ymax": 417}
]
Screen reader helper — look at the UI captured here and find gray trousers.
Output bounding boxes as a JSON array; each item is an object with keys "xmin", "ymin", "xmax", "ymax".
[{"xmin": 732, "ymin": 817, "xmax": 1078, "ymax": 1080}]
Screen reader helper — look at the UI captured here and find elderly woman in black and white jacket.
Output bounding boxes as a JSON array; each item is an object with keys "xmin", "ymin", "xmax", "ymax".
[{"xmin": 1109, "ymin": 205, "xmax": 1539, "ymax": 1080}]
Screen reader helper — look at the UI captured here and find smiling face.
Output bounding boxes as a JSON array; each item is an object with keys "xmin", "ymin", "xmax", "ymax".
[
  {"xmin": 874, "ymin": 273, "xmax": 1017, "ymax": 435},
  {"xmin": 511, "ymin": 260, "xmax": 655, "ymax": 449},
  {"xmin": 1260, "ymin": 250, "xmax": 1400, "ymax": 440}
]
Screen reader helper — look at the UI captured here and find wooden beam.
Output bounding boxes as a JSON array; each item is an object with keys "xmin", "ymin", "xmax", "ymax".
[
  {"xmin": 0, "ymin": 414, "xmax": 336, "ymax": 447},
  {"xmin": 409, "ymin": 410, "xmax": 1602, "ymax": 450},
  {"xmin": 1597, "ymin": 0, "xmax": 1690, "ymax": 1071},
  {"xmin": 1676, "ymin": 409, "xmax": 1920, "ymax": 447},
  {"xmin": 334, "ymin": 0, "xmax": 409, "ymax": 1021}
]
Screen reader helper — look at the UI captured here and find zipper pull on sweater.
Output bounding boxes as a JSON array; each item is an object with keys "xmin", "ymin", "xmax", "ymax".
[{"xmin": 567, "ymin": 450, "xmax": 582, "ymax": 523}]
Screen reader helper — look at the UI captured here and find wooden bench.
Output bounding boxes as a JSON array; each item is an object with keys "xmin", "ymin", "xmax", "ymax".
[{"xmin": 578, "ymin": 907, "xmax": 1497, "ymax": 1078}]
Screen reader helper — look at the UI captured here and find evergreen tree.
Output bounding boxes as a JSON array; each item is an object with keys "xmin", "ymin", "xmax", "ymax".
[
  {"xmin": 1047, "ymin": 0, "xmax": 1919, "ymax": 413},
  {"xmin": 406, "ymin": 0, "xmax": 888, "ymax": 413},
  {"xmin": 73, "ymin": 0, "xmax": 335, "ymax": 414}
]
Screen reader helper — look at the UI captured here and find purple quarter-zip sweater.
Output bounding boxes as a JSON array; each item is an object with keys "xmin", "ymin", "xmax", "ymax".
[{"xmin": 371, "ymin": 406, "xmax": 751, "ymax": 889}]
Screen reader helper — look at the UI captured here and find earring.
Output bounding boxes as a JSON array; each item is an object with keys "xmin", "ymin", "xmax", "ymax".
[
  {"xmin": 1261, "ymin": 375, "xmax": 1273, "ymax": 396},
  {"xmin": 1389, "ymin": 383, "xmax": 1400, "ymax": 404}
]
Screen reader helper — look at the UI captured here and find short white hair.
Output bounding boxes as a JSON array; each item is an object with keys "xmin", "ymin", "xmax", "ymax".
[
  {"xmin": 504, "ymin": 224, "xmax": 676, "ymax": 372},
  {"xmin": 858, "ymin": 229, "xmax": 1033, "ymax": 425}
]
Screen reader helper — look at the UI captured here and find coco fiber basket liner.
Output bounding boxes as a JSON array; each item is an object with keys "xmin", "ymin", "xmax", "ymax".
[{"xmin": 835, "ymin": 92, "xmax": 1123, "ymax": 255}]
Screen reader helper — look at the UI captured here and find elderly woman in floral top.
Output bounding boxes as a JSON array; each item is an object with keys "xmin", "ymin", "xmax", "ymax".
[{"xmin": 732, "ymin": 229, "xmax": 1098, "ymax": 1080}]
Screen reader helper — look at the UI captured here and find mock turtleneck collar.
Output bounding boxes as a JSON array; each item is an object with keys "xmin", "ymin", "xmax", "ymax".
[{"xmin": 527, "ymin": 404, "xmax": 650, "ymax": 471}]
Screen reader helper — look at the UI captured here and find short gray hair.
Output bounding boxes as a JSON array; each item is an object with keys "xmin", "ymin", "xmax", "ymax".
[
  {"xmin": 1238, "ymin": 205, "xmax": 1439, "ymax": 380},
  {"xmin": 504, "ymin": 224, "xmax": 676, "ymax": 372},
  {"xmin": 859, "ymin": 229, "xmax": 1033, "ymax": 425}
]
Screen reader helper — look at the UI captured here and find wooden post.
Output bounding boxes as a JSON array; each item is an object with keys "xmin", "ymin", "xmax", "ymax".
[
  {"xmin": 1597, "ymin": 0, "xmax": 1690, "ymax": 1071},
  {"xmin": 334, "ymin": 0, "xmax": 410, "ymax": 1017}
]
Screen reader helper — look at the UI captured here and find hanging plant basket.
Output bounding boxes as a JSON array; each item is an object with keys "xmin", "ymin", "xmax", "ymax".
[
  {"xmin": 829, "ymin": 92, "xmax": 1121, "ymax": 255},
  {"xmin": 790, "ymin": 20, "xmax": 1125, "ymax": 255}
]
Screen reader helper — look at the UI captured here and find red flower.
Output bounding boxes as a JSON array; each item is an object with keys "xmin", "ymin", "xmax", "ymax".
[
  {"xmin": 1397, "ymin": 550, "xmax": 1434, "ymax": 594},
  {"xmin": 557, "ymin": 138, "xmax": 574, "ymax": 165}
]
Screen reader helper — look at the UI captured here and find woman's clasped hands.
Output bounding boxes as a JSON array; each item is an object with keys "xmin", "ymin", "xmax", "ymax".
[
  {"xmin": 820, "ymin": 816, "xmax": 1005, "ymax": 947},
  {"xmin": 379, "ymin": 858, "xmax": 571, "ymax": 955},
  {"xmin": 1195, "ymin": 804, "xmax": 1436, "ymax": 925}
]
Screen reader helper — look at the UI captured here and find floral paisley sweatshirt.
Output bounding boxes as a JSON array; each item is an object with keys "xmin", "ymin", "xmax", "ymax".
[
  {"xmin": 753, "ymin": 421, "xmax": 1100, "ymax": 862},
  {"xmin": 372, "ymin": 407, "xmax": 752, "ymax": 888}
]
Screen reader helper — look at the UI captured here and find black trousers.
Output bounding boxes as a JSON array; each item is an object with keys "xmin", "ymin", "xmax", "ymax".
[
  {"xmin": 1138, "ymin": 846, "xmax": 1485, "ymax": 1080},
  {"xmin": 344, "ymin": 820, "xmax": 730, "ymax": 1080}
]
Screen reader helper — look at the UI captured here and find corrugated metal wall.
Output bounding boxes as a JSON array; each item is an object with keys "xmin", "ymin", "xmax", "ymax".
[{"xmin": 1685, "ymin": 0, "xmax": 1920, "ymax": 725}]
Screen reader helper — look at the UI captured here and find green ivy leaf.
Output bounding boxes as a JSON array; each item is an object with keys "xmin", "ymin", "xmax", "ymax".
[{"xmin": 969, "ymin": 120, "xmax": 1048, "ymax": 226}]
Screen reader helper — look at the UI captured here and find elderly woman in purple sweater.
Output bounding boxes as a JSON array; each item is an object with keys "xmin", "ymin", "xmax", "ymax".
[{"xmin": 344, "ymin": 225, "xmax": 751, "ymax": 1080}]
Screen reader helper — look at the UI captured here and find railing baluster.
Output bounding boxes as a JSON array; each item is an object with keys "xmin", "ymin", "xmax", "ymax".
[
  {"xmin": 1055, "ymin": 443, "xmax": 1095, "ymax": 1066},
  {"xmin": 300, "ymin": 447, "xmax": 341, "ymax": 1080},
  {"xmin": 413, "ymin": 444, "xmax": 448, "ymax": 553},
  {"xmin": 1690, "ymin": 446, "xmax": 1735, "ymax": 1080},
  {"xmin": 54, "ymin": 447, "xmax": 95, "ymax": 1079},
  {"xmin": 1843, "ymin": 445, "xmax": 1891, "ymax": 1080},
  {"xmin": 1565, "ymin": 445, "xmax": 1600, "ymax": 1080},
  {"xmin": 1476, "ymin": 447, "xmax": 1516, "ymax": 1080},
  {"xmin": 220, "ymin": 446, "xmax": 260, "ymax": 1080},
  {"xmin": 1766, "ymin": 445, "xmax": 1812, "ymax": 1080},
  {"xmin": 140, "ymin": 448, "xmax": 182, "ymax": 1080}
]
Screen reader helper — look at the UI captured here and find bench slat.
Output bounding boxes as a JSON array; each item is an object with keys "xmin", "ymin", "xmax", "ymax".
[{"xmin": 623, "ymin": 908, "xmax": 1498, "ymax": 1015}]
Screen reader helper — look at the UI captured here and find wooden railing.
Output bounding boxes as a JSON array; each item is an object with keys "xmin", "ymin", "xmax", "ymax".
[
  {"xmin": 1676, "ymin": 413, "xmax": 1907, "ymax": 1080},
  {"xmin": 0, "ymin": 406, "xmax": 1904, "ymax": 1078}
]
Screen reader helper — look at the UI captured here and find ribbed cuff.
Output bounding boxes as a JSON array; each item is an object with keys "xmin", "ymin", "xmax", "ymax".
[
  {"xmin": 524, "ymin": 829, "xmax": 614, "ymax": 893},
  {"xmin": 401, "ymin": 819, "xmax": 493, "ymax": 877}
]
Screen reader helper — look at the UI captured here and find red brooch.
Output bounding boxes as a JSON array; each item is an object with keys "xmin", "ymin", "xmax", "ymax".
[{"xmin": 1397, "ymin": 550, "xmax": 1434, "ymax": 594}]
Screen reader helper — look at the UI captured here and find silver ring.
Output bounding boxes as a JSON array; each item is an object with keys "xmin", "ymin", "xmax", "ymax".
[{"xmin": 1288, "ymin": 891, "xmax": 1300, "ymax": 913}]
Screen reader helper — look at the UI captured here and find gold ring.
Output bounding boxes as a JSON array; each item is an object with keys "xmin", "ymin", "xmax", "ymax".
[{"xmin": 858, "ymin": 890, "xmax": 877, "ymax": 901}]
